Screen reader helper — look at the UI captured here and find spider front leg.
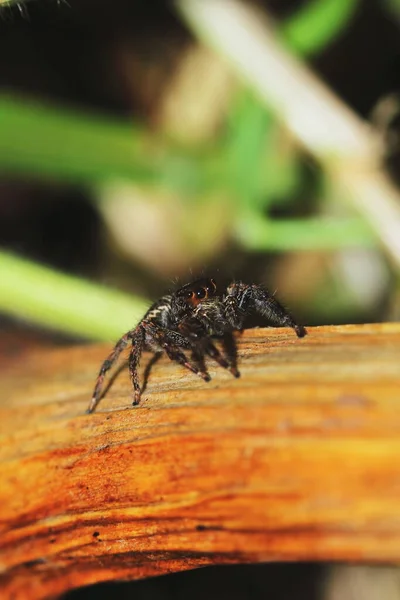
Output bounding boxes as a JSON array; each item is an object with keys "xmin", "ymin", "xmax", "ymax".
[
  {"xmin": 178, "ymin": 316, "xmax": 239, "ymax": 378},
  {"xmin": 221, "ymin": 332, "xmax": 240, "ymax": 377},
  {"xmin": 143, "ymin": 321, "xmax": 211, "ymax": 383},
  {"xmin": 201, "ymin": 337, "xmax": 240, "ymax": 378},
  {"xmin": 166, "ymin": 345, "xmax": 211, "ymax": 382},
  {"xmin": 225, "ymin": 282, "xmax": 307, "ymax": 338}
]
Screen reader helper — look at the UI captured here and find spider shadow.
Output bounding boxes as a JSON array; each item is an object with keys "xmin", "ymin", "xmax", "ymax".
[{"xmin": 101, "ymin": 352, "xmax": 163, "ymax": 405}]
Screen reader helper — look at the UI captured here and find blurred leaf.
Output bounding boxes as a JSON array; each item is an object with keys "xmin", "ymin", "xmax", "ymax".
[
  {"xmin": 219, "ymin": 0, "xmax": 363, "ymax": 249},
  {"xmin": 225, "ymin": 89, "xmax": 301, "ymax": 210},
  {"xmin": 0, "ymin": 251, "xmax": 148, "ymax": 340},
  {"xmin": 225, "ymin": 90, "xmax": 272, "ymax": 205},
  {"xmin": 235, "ymin": 213, "xmax": 376, "ymax": 251},
  {"xmin": 0, "ymin": 96, "xmax": 155, "ymax": 183},
  {"xmin": 0, "ymin": 0, "xmax": 371, "ymax": 339},
  {"xmin": 383, "ymin": 0, "xmax": 400, "ymax": 22},
  {"xmin": 0, "ymin": 95, "xmax": 217, "ymax": 196},
  {"xmin": 282, "ymin": 0, "xmax": 360, "ymax": 56},
  {"xmin": 97, "ymin": 184, "xmax": 232, "ymax": 276},
  {"xmin": 257, "ymin": 127, "xmax": 301, "ymax": 208}
]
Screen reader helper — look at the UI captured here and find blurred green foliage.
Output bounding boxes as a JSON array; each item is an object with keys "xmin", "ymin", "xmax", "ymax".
[
  {"xmin": 0, "ymin": 0, "xmax": 375, "ymax": 339},
  {"xmin": 282, "ymin": 0, "xmax": 359, "ymax": 56},
  {"xmin": 385, "ymin": 0, "xmax": 400, "ymax": 21},
  {"xmin": 0, "ymin": 252, "xmax": 148, "ymax": 340}
]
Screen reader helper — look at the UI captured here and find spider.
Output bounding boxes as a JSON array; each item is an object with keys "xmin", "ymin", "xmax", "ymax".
[{"xmin": 87, "ymin": 278, "xmax": 306, "ymax": 413}]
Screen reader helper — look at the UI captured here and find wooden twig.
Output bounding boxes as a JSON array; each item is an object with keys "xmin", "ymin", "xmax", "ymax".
[{"xmin": 1, "ymin": 324, "xmax": 400, "ymax": 599}]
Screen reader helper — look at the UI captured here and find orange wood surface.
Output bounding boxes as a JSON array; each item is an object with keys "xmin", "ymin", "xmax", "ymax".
[{"xmin": 1, "ymin": 324, "xmax": 400, "ymax": 599}]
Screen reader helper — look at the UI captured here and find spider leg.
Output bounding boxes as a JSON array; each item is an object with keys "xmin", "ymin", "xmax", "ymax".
[
  {"xmin": 87, "ymin": 331, "xmax": 131, "ymax": 413},
  {"xmin": 143, "ymin": 320, "xmax": 193, "ymax": 350},
  {"xmin": 204, "ymin": 340, "xmax": 229, "ymax": 369},
  {"xmin": 142, "ymin": 321, "xmax": 210, "ymax": 382},
  {"xmin": 165, "ymin": 344, "xmax": 211, "ymax": 382},
  {"xmin": 200, "ymin": 338, "xmax": 239, "ymax": 378},
  {"xmin": 220, "ymin": 332, "xmax": 240, "ymax": 378},
  {"xmin": 128, "ymin": 326, "xmax": 145, "ymax": 405},
  {"xmin": 142, "ymin": 352, "xmax": 163, "ymax": 393},
  {"xmin": 226, "ymin": 283, "xmax": 306, "ymax": 338},
  {"xmin": 178, "ymin": 314, "xmax": 239, "ymax": 378},
  {"xmin": 191, "ymin": 347, "xmax": 209, "ymax": 376}
]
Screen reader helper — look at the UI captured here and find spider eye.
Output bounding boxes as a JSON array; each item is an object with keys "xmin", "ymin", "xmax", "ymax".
[
  {"xmin": 196, "ymin": 288, "xmax": 207, "ymax": 299},
  {"xmin": 185, "ymin": 290, "xmax": 194, "ymax": 299}
]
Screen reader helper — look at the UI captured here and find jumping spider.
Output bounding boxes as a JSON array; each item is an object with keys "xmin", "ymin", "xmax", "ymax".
[{"xmin": 88, "ymin": 279, "xmax": 306, "ymax": 413}]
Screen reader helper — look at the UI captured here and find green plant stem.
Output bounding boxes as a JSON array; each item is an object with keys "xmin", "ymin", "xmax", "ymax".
[
  {"xmin": 235, "ymin": 214, "xmax": 376, "ymax": 251},
  {"xmin": 0, "ymin": 251, "xmax": 148, "ymax": 340}
]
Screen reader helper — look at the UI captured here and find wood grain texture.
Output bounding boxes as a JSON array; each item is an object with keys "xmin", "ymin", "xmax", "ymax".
[{"xmin": 1, "ymin": 324, "xmax": 400, "ymax": 599}]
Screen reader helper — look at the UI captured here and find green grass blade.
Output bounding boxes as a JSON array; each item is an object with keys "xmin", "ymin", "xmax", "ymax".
[
  {"xmin": 235, "ymin": 213, "xmax": 376, "ymax": 251},
  {"xmin": 0, "ymin": 251, "xmax": 148, "ymax": 340},
  {"xmin": 282, "ymin": 0, "xmax": 360, "ymax": 56},
  {"xmin": 0, "ymin": 95, "xmax": 161, "ymax": 184}
]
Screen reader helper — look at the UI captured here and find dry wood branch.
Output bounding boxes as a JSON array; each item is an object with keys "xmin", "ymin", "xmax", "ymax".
[{"xmin": 1, "ymin": 324, "xmax": 400, "ymax": 599}]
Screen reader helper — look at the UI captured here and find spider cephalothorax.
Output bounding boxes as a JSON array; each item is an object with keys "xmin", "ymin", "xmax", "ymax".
[{"xmin": 88, "ymin": 278, "xmax": 306, "ymax": 413}]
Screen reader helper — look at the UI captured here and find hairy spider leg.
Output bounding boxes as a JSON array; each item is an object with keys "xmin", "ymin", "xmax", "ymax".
[
  {"xmin": 190, "ymin": 347, "xmax": 211, "ymax": 380},
  {"xmin": 87, "ymin": 331, "xmax": 132, "ymax": 413},
  {"xmin": 204, "ymin": 340, "xmax": 229, "ymax": 369},
  {"xmin": 178, "ymin": 312, "xmax": 240, "ymax": 378},
  {"xmin": 128, "ymin": 326, "xmax": 145, "ymax": 405},
  {"xmin": 177, "ymin": 315, "xmax": 239, "ymax": 379},
  {"xmin": 202, "ymin": 339, "xmax": 239, "ymax": 378},
  {"xmin": 142, "ymin": 321, "xmax": 211, "ymax": 383},
  {"xmin": 251, "ymin": 287, "xmax": 306, "ymax": 337},
  {"xmin": 142, "ymin": 320, "xmax": 194, "ymax": 349},
  {"xmin": 165, "ymin": 345, "xmax": 211, "ymax": 382},
  {"xmin": 220, "ymin": 332, "xmax": 240, "ymax": 378},
  {"xmin": 227, "ymin": 283, "xmax": 307, "ymax": 338},
  {"xmin": 176, "ymin": 317, "xmax": 221, "ymax": 380}
]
